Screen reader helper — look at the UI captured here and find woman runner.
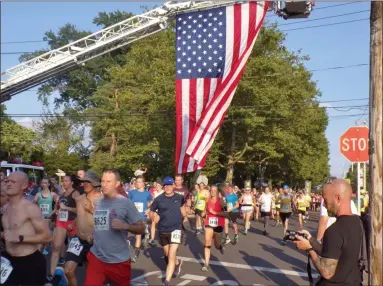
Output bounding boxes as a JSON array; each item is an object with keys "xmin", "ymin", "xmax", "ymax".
[
  {"xmin": 202, "ymin": 185, "xmax": 225, "ymax": 272},
  {"xmin": 240, "ymin": 187, "xmax": 254, "ymax": 235}
]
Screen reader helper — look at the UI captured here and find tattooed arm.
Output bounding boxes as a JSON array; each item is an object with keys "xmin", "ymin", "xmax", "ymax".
[{"xmin": 309, "ymin": 250, "xmax": 338, "ymax": 280}]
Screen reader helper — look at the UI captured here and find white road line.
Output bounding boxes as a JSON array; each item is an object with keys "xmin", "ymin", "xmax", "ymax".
[
  {"xmin": 177, "ymin": 279, "xmax": 192, "ymax": 285},
  {"xmin": 177, "ymin": 256, "xmax": 319, "ymax": 278},
  {"xmin": 181, "ymin": 274, "xmax": 207, "ymax": 281}
]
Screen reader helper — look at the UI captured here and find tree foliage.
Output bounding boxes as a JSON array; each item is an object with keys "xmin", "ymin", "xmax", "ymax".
[
  {"xmin": 33, "ymin": 112, "xmax": 87, "ymax": 175},
  {"xmin": 20, "ymin": 10, "xmax": 330, "ymax": 186},
  {"xmin": 0, "ymin": 105, "xmax": 40, "ymax": 161}
]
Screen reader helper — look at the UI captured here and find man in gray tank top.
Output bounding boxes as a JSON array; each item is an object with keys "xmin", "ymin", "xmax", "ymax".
[{"xmin": 84, "ymin": 169, "xmax": 145, "ymax": 286}]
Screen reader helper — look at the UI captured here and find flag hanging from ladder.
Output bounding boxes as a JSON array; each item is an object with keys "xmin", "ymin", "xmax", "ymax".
[{"xmin": 175, "ymin": 1, "xmax": 269, "ymax": 174}]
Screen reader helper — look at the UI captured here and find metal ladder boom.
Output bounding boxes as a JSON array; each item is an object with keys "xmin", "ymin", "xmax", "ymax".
[{"xmin": 0, "ymin": 0, "xmax": 249, "ymax": 103}]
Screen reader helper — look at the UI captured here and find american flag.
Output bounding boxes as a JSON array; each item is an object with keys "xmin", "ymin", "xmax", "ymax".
[{"xmin": 175, "ymin": 1, "xmax": 269, "ymax": 174}]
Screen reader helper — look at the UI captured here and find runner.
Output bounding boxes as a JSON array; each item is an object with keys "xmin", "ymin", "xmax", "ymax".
[
  {"xmin": 1, "ymin": 170, "xmax": 8, "ymax": 251},
  {"xmin": 194, "ymin": 183, "xmax": 209, "ymax": 235},
  {"xmin": 274, "ymin": 188, "xmax": 282, "ymax": 226},
  {"xmin": 201, "ymin": 185, "xmax": 225, "ymax": 272},
  {"xmin": 84, "ymin": 169, "xmax": 145, "ymax": 286},
  {"xmin": 296, "ymin": 191, "xmax": 307, "ymax": 229},
  {"xmin": 63, "ymin": 170, "xmax": 102, "ymax": 286},
  {"xmin": 239, "ymin": 187, "xmax": 254, "ymax": 235},
  {"xmin": 33, "ymin": 177, "xmax": 59, "ymax": 254},
  {"xmin": 149, "ymin": 181, "xmax": 164, "ymax": 247},
  {"xmin": 49, "ymin": 175, "xmax": 80, "ymax": 281},
  {"xmin": 1, "ymin": 171, "xmax": 51, "ymax": 285},
  {"xmin": 223, "ymin": 185, "xmax": 240, "ymax": 245},
  {"xmin": 278, "ymin": 185, "xmax": 293, "ymax": 245},
  {"xmin": 260, "ymin": 187, "xmax": 273, "ymax": 236},
  {"xmin": 149, "ymin": 176, "xmax": 189, "ymax": 286},
  {"xmin": 128, "ymin": 176, "xmax": 152, "ymax": 262}
]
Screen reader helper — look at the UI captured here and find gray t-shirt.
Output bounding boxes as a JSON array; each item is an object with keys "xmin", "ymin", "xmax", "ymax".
[{"xmin": 91, "ymin": 195, "xmax": 142, "ymax": 263}]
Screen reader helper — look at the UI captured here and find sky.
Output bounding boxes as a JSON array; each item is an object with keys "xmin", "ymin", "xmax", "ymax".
[{"xmin": 1, "ymin": 1, "xmax": 371, "ymax": 178}]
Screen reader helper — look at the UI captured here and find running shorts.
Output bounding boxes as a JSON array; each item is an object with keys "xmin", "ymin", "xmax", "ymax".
[
  {"xmin": 261, "ymin": 211, "xmax": 271, "ymax": 217},
  {"xmin": 1, "ymin": 250, "xmax": 46, "ymax": 285},
  {"xmin": 66, "ymin": 236, "xmax": 92, "ymax": 265},
  {"xmin": 227, "ymin": 212, "xmax": 240, "ymax": 223},
  {"xmin": 84, "ymin": 252, "xmax": 131, "ymax": 286},
  {"xmin": 279, "ymin": 212, "xmax": 292, "ymax": 223},
  {"xmin": 205, "ymin": 225, "xmax": 223, "ymax": 233},
  {"xmin": 159, "ymin": 231, "xmax": 184, "ymax": 246},
  {"xmin": 56, "ymin": 219, "xmax": 77, "ymax": 237}
]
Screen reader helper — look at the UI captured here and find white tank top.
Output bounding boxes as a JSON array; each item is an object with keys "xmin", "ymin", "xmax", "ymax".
[
  {"xmin": 261, "ymin": 193, "xmax": 273, "ymax": 212},
  {"xmin": 241, "ymin": 194, "xmax": 253, "ymax": 211}
]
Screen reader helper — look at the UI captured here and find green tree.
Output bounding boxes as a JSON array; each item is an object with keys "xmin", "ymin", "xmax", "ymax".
[{"xmin": 34, "ymin": 112, "xmax": 87, "ymax": 175}]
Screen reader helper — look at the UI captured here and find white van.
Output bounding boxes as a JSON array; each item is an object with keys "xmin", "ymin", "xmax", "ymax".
[{"xmin": 0, "ymin": 161, "xmax": 46, "ymax": 184}]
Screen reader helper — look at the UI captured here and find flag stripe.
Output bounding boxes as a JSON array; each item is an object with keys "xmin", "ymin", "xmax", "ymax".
[
  {"xmin": 233, "ymin": 4, "xmax": 242, "ymax": 63},
  {"xmin": 223, "ymin": 5, "xmax": 234, "ymax": 81},
  {"xmin": 187, "ymin": 2, "xmax": 267, "ymax": 161},
  {"xmin": 175, "ymin": 2, "xmax": 269, "ymax": 173},
  {"xmin": 240, "ymin": 3, "xmax": 249, "ymax": 57}
]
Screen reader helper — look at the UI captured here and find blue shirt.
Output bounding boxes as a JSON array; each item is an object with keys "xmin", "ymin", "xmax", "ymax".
[
  {"xmin": 128, "ymin": 189, "xmax": 152, "ymax": 219},
  {"xmin": 150, "ymin": 193, "xmax": 185, "ymax": 233},
  {"xmin": 225, "ymin": 193, "xmax": 239, "ymax": 213}
]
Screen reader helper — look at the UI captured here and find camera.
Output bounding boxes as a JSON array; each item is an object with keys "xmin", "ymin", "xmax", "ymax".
[{"xmin": 283, "ymin": 229, "xmax": 308, "ymax": 241}]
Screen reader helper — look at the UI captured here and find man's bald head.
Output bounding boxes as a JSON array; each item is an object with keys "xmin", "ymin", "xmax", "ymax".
[
  {"xmin": 323, "ymin": 178, "xmax": 353, "ymax": 217},
  {"xmin": 5, "ymin": 171, "xmax": 29, "ymax": 198}
]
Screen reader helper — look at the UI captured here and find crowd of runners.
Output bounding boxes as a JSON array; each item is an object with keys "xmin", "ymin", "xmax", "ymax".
[{"xmin": 0, "ymin": 168, "xmax": 336, "ymax": 286}]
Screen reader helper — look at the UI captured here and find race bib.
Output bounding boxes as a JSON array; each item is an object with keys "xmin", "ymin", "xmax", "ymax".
[
  {"xmin": 227, "ymin": 202, "xmax": 233, "ymax": 209},
  {"xmin": 67, "ymin": 237, "xmax": 83, "ymax": 256},
  {"xmin": 134, "ymin": 202, "xmax": 144, "ymax": 213},
  {"xmin": 171, "ymin": 230, "xmax": 181, "ymax": 244},
  {"xmin": 94, "ymin": 210, "xmax": 110, "ymax": 231},
  {"xmin": 58, "ymin": 210, "xmax": 68, "ymax": 222},
  {"xmin": 196, "ymin": 200, "xmax": 205, "ymax": 208},
  {"xmin": 282, "ymin": 204, "xmax": 289, "ymax": 212},
  {"xmin": 40, "ymin": 204, "xmax": 49, "ymax": 215},
  {"xmin": 1, "ymin": 257, "xmax": 13, "ymax": 284},
  {"xmin": 208, "ymin": 217, "xmax": 218, "ymax": 227}
]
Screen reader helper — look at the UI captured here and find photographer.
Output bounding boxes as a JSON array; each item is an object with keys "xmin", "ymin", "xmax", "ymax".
[{"xmin": 293, "ymin": 179, "xmax": 363, "ymax": 286}]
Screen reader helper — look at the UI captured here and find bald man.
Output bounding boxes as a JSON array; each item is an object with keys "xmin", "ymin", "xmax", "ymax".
[
  {"xmin": 1, "ymin": 171, "xmax": 52, "ymax": 285},
  {"xmin": 294, "ymin": 179, "xmax": 363, "ymax": 286}
]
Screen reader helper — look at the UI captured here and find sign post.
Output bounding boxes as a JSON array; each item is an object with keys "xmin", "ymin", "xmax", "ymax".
[{"xmin": 339, "ymin": 126, "xmax": 369, "ymax": 215}]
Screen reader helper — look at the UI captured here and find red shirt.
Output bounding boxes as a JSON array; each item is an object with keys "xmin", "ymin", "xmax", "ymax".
[
  {"xmin": 204, "ymin": 198, "xmax": 225, "ymax": 227},
  {"xmin": 174, "ymin": 186, "xmax": 189, "ymax": 200}
]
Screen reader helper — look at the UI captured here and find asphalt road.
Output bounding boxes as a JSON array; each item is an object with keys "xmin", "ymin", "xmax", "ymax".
[{"xmin": 73, "ymin": 211, "xmax": 321, "ymax": 286}]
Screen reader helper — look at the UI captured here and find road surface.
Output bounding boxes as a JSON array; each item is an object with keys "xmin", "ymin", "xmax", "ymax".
[{"xmin": 72, "ymin": 211, "xmax": 320, "ymax": 285}]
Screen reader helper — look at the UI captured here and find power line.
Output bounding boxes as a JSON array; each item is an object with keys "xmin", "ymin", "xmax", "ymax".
[
  {"xmin": 277, "ymin": 10, "xmax": 370, "ymax": 26},
  {"xmin": 267, "ymin": 2, "xmax": 363, "ymax": 17},
  {"xmin": 1, "ymin": 17, "xmax": 370, "ymax": 55},
  {"xmin": 0, "ymin": 3, "xmax": 369, "ymax": 47},
  {"xmin": 280, "ymin": 18, "xmax": 369, "ymax": 32},
  {"xmin": 3, "ymin": 104, "xmax": 369, "ymax": 118},
  {"xmin": 1, "ymin": 40, "xmax": 47, "ymax": 45}
]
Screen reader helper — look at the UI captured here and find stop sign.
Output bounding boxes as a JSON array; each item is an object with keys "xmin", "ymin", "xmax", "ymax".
[{"xmin": 340, "ymin": 126, "xmax": 369, "ymax": 162}]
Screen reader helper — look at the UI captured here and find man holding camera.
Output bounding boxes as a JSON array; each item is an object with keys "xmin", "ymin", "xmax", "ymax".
[{"xmin": 294, "ymin": 179, "xmax": 363, "ymax": 286}]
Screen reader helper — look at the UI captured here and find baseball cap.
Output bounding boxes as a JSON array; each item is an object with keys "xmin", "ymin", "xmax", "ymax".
[
  {"xmin": 162, "ymin": 176, "xmax": 175, "ymax": 186},
  {"xmin": 283, "ymin": 185, "xmax": 289, "ymax": 189},
  {"xmin": 79, "ymin": 170, "xmax": 101, "ymax": 187}
]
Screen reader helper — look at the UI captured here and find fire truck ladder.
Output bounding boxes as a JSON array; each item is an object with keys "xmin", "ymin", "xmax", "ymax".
[{"xmin": 0, "ymin": 1, "xmax": 312, "ymax": 103}]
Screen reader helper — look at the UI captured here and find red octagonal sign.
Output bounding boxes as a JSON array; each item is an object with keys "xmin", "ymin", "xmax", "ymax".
[{"xmin": 340, "ymin": 126, "xmax": 369, "ymax": 162}]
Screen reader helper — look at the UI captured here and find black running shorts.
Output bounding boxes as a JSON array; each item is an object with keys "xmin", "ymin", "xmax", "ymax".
[
  {"xmin": 65, "ymin": 236, "xmax": 92, "ymax": 265},
  {"xmin": 1, "ymin": 250, "xmax": 46, "ymax": 285}
]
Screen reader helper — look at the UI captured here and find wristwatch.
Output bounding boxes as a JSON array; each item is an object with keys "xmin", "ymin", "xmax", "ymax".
[{"xmin": 19, "ymin": 235, "xmax": 24, "ymax": 243}]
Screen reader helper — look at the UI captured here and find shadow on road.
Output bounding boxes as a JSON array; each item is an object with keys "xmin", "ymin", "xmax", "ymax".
[
  {"xmin": 185, "ymin": 227, "xmax": 240, "ymax": 285},
  {"xmin": 239, "ymin": 250, "xmax": 298, "ymax": 286},
  {"xmin": 258, "ymin": 243, "xmax": 306, "ymax": 272}
]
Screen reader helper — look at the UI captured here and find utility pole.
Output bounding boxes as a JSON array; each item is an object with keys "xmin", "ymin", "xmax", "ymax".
[{"xmin": 368, "ymin": 2, "xmax": 382, "ymax": 286}]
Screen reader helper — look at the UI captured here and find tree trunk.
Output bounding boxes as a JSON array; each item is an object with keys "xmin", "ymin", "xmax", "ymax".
[{"xmin": 225, "ymin": 164, "xmax": 234, "ymax": 184}]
